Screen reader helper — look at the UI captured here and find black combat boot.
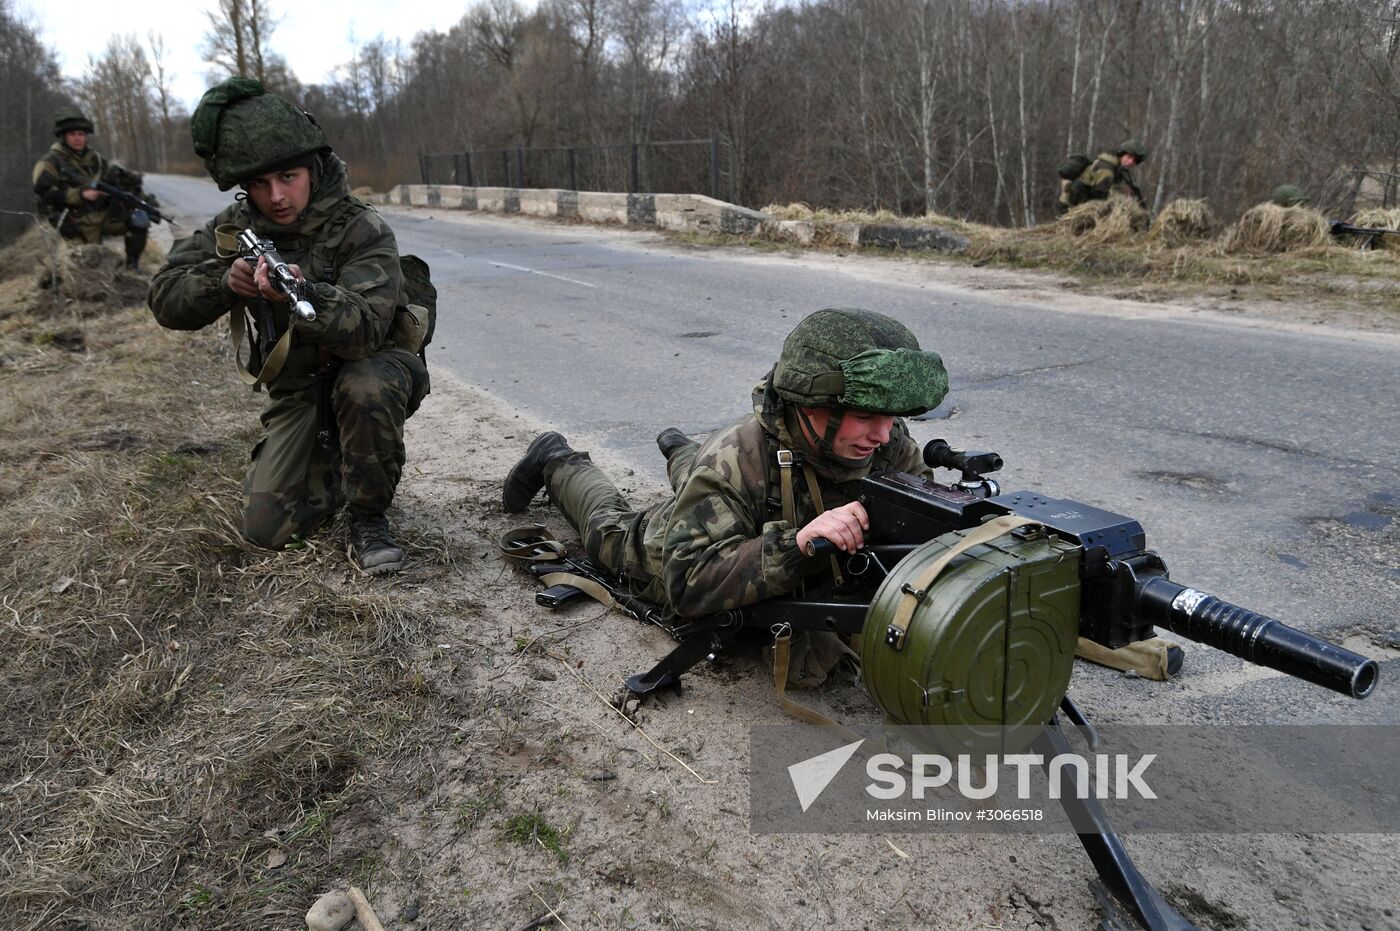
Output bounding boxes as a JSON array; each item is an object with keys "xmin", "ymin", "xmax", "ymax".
[
  {"xmin": 655, "ymin": 427, "xmax": 694, "ymax": 461},
  {"xmin": 502, "ymin": 431, "xmax": 576, "ymax": 513},
  {"xmin": 348, "ymin": 511, "xmax": 406, "ymax": 575}
]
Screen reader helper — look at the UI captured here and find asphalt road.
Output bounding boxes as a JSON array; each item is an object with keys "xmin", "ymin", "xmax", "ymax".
[{"xmin": 146, "ymin": 173, "xmax": 1400, "ymax": 726}]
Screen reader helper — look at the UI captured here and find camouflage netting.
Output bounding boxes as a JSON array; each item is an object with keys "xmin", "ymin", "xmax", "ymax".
[
  {"xmin": 1222, "ymin": 203, "xmax": 1331, "ymax": 254},
  {"xmin": 1150, "ymin": 199, "xmax": 1218, "ymax": 246},
  {"xmin": 1059, "ymin": 193, "xmax": 1150, "ymax": 242}
]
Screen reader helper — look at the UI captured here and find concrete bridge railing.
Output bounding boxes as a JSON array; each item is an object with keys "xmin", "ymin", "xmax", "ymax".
[{"xmin": 377, "ymin": 184, "xmax": 969, "ymax": 254}]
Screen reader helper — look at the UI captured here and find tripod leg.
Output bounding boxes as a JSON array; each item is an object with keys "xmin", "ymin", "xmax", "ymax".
[{"xmin": 1034, "ymin": 718, "xmax": 1197, "ymax": 931}]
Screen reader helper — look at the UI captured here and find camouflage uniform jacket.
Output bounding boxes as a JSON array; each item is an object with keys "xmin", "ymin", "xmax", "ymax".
[
  {"xmin": 1063, "ymin": 151, "xmax": 1139, "ymax": 207},
  {"xmin": 149, "ymin": 155, "xmax": 402, "ymax": 400},
  {"xmin": 643, "ymin": 377, "xmax": 931, "ymax": 618},
  {"xmin": 32, "ymin": 141, "xmax": 116, "ymax": 222}
]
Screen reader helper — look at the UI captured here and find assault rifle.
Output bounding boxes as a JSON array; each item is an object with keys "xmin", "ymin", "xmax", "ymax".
[
  {"xmin": 235, "ymin": 229, "xmax": 316, "ymax": 322},
  {"xmin": 91, "ymin": 180, "xmax": 172, "ymax": 226},
  {"xmin": 1329, "ymin": 220, "xmax": 1396, "ymax": 250},
  {"xmin": 60, "ymin": 169, "xmax": 173, "ymax": 226},
  {"xmin": 1124, "ymin": 177, "xmax": 1148, "ymax": 210},
  {"xmin": 522, "ymin": 438, "xmax": 1379, "ymax": 931}
]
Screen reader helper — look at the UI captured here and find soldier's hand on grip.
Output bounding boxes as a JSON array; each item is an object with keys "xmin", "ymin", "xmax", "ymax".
[
  {"xmin": 226, "ymin": 258, "xmax": 260, "ymax": 299},
  {"xmin": 253, "ymin": 256, "xmax": 303, "ymax": 304},
  {"xmin": 797, "ymin": 500, "xmax": 869, "ymax": 556}
]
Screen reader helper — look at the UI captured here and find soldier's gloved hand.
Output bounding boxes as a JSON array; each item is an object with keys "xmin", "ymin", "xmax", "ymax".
[
  {"xmin": 797, "ymin": 500, "xmax": 870, "ymax": 556},
  {"xmin": 252, "ymin": 255, "xmax": 303, "ymax": 304},
  {"xmin": 225, "ymin": 258, "xmax": 260, "ymax": 299}
]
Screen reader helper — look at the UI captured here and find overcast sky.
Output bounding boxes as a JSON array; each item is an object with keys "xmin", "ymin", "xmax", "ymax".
[{"xmin": 19, "ymin": 0, "xmax": 471, "ymax": 113}]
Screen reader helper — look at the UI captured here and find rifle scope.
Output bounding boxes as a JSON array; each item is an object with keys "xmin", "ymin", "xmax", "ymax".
[{"xmin": 1132, "ymin": 577, "xmax": 1378, "ymax": 699}]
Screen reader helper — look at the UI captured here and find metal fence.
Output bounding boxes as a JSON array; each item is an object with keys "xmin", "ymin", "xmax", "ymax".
[{"xmin": 419, "ymin": 137, "xmax": 737, "ymax": 202}]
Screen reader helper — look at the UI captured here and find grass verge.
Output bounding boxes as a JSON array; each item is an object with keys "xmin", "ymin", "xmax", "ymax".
[
  {"xmin": 755, "ymin": 197, "xmax": 1400, "ymax": 315},
  {"xmin": 0, "ymin": 230, "xmax": 449, "ymax": 930}
]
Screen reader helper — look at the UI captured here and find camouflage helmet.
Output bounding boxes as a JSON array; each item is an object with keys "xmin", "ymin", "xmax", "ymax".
[
  {"xmin": 1270, "ymin": 184, "xmax": 1308, "ymax": 208},
  {"xmin": 53, "ymin": 106, "xmax": 95, "ymax": 137},
  {"xmin": 1117, "ymin": 138, "xmax": 1148, "ymax": 162},
  {"xmin": 772, "ymin": 308, "xmax": 949, "ymax": 417},
  {"xmin": 191, "ymin": 78, "xmax": 329, "ymax": 191}
]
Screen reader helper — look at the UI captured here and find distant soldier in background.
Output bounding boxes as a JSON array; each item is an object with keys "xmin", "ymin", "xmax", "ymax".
[
  {"xmin": 1269, "ymin": 184, "xmax": 1309, "ymax": 208},
  {"xmin": 32, "ymin": 106, "xmax": 151, "ymax": 270},
  {"xmin": 1056, "ymin": 139, "xmax": 1149, "ymax": 214}
]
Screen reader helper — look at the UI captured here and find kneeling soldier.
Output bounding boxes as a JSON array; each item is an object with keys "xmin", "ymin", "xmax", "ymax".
[
  {"xmin": 33, "ymin": 107, "xmax": 151, "ymax": 270},
  {"xmin": 149, "ymin": 79, "xmax": 429, "ymax": 574}
]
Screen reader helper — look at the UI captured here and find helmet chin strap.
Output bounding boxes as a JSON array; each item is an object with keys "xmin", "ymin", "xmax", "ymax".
[{"xmin": 795, "ymin": 405, "xmax": 875, "ymax": 470}]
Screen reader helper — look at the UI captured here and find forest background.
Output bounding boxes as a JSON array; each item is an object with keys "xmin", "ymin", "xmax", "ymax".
[{"xmin": 4, "ymin": 0, "xmax": 1400, "ymax": 246}]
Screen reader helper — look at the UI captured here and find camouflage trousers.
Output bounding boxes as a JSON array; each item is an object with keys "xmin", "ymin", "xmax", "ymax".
[
  {"xmin": 59, "ymin": 204, "xmax": 147, "ymax": 263},
  {"xmin": 242, "ymin": 348, "xmax": 429, "ymax": 549},
  {"xmin": 544, "ymin": 442, "xmax": 699, "ymax": 600}
]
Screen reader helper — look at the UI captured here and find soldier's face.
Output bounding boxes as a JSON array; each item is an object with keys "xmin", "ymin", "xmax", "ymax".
[
  {"xmin": 801, "ymin": 407, "xmax": 896, "ymax": 460},
  {"xmin": 1121, "ymin": 153, "xmax": 1139, "ymax": 168},
  {"xmin": 243, "ymin": 167, "xmax": 312, "ymax": 226},
  {"xmin": 63, "ymin": 130, "xmax": 88, "ymax": 151}
]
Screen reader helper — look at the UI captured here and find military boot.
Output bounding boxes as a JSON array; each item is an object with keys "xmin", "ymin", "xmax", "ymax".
[
  {"xmin": 502, "ymin": 431, "xmax": 575, "ymax": 513},
  {"xmin": 655, "ymin": 427, "xmax": 694, "ymax": 461},
  {"xmin": 348, "ymin": 511, "xmax": 405, "ymax": 575}
]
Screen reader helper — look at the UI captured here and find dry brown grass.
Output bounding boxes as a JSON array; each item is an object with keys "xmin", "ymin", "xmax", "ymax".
[
  {"xmin": 0, "ymin": 241, "xmax": 451, "ymax": 930},
  {"xmin": 1345, "ymin": 207, "xmax": 1400, "ymax": 250},
  {"xmin": 760, "ymin": 202, "xmax": 983, "ymax": 234},
  {"xmin": 1150, "ymin": 198, "xmax": 1218, "ymax": 246},
  {"xmin": 692, "ymin": 194, "xmax": 1400, "ymax": 320},
  {"xmin": 1222, "ymin": 203, "xmax": 1332, "ymax": 254},
  {"xmin": 1059, "ymin": 193, "xmax": 1151, "ymax": 242}
]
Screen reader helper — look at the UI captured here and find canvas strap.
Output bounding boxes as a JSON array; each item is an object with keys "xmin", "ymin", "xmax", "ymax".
[
  {"xmin": 884, "ymin": 515, "xmax": 1040, "ymax": 650},
  {"xmin": 229, "ymin": 307, "xmax": 293, "ymax": 387}
]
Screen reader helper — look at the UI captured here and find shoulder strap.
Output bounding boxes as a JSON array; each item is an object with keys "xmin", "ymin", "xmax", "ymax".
[{"xmin": 229, "ymin": 307, "xmax": 293, "ymax": 387}]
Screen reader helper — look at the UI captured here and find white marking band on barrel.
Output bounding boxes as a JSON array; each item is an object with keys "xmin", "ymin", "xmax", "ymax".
[{"xmin": 1171, "ymin": 588, "xmax": 1209, "ymax": 616}]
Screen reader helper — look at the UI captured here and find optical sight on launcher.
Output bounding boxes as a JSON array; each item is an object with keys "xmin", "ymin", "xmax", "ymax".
[{"xmin": 522, "ymin": 438, "xmax": 1380, "ymax": 931}]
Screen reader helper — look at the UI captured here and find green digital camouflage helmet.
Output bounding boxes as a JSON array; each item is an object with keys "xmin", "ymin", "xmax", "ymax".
[
  {"xmin": 1270, "ymin": 184, "xmax": 1309, "ymax": 208},
  {"xmin": 53, "ymin": 106, "xmax": 95, "ymax": 137},
  {"xmin": 191, "ymin": 78, "xmax": 330, "ymax": 190},
  {"xmin": 1117, "ymin": 138, "xmax": 1149, "ymax": 162},
  {"xmin": 772, "ymin": 308, "xmax": 949, "ymax": 417}
]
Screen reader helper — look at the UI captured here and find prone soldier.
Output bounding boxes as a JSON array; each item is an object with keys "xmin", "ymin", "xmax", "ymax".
[
  {"xmin": 502, "ymin": 308, "xmax": 948, "ymax": 682},
  {"xmin": 148, "ymin": 79, "xmax": 430, "ymax": 574},
  {"xmin": 32, "ymin": 107, "xmax": 152, "ymax": 270}
]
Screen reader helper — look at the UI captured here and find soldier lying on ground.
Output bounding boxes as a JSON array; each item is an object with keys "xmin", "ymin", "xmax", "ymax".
[
  {"xmin": 32, "ymin": 107, "xmax": 151, "ymax": 270},
  {"xmin": 148, "ymin": 78, "xmax": 429, "ymax": 575},
  {"xmin": 502, "ymin": 308, "xmax": 948, "ymax": 680}
]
